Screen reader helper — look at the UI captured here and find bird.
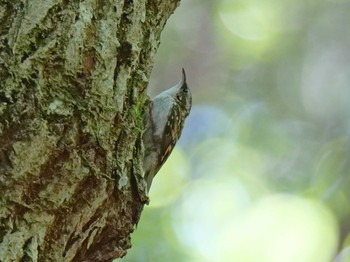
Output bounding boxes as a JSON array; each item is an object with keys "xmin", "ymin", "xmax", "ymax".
[{"xmin": 142, "ymin": 69, "xmax": 192, "ymax": 191}]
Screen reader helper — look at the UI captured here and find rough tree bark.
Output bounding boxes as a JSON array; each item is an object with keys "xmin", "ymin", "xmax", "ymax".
[{"xmin": 0, "ymin": 0, "xmax": 180, "ymax": 261}]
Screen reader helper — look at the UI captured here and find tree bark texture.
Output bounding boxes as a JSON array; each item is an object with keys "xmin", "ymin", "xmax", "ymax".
[{"xmin": 0, "ymin": 0, "xmax": 180, "ymax": 261}]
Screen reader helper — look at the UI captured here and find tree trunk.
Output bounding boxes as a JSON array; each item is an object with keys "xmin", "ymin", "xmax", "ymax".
[{"xmin": 0, "ymin": 0, "xmax": 180, "ymax": 261}]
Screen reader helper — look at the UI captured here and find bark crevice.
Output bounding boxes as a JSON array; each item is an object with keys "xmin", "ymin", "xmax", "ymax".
[{"xmin": 0, "ymin": 0, "xmax": 181, "ymax": 261}]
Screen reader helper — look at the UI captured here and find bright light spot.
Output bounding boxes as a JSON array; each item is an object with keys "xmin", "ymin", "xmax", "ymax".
[
  {"xmin": 173, "ymin": 192, "xmax": 338, "ymax": 262},
  {"xmin": 220, "ymin": 195, "xmax": 338, "ymax": 262},
  {"xmin": 215, "ymin": 1, "xmax": 283, "ymax": 66},
  {"xmin": 217, "ymin": 1, "xmax": 280, "ymax": 41},
  {"xmin": 172, "ymin": 178, "xmax": 251, "ymax": 260},
  {"xmin": 148, "ymin": 148, "xmax": 189, "ymax": 208},
  {"xmin": 219, "ymin": 8, "xmax": 268, "ymax": 41}
]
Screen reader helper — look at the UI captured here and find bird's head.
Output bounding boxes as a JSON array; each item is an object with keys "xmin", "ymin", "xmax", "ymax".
[{"xmin": 167, "ymin": 68, "xmax": 192, "ymax": 116}]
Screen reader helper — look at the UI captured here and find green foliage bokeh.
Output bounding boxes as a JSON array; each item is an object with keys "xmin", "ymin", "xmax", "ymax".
[{"xmin": 123, "ymin": 1, "xmax": 350, "ymax": 261}]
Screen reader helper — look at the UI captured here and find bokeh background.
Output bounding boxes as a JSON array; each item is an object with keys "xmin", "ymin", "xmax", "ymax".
[{"xmin": 123, "ymin": 0, "xmax": 350, "ymax": 261}]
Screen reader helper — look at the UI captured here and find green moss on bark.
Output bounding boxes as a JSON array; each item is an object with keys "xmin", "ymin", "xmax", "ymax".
[{"xmin": 0, "ymin": 0, "xmax": 181, "ymax": 261}]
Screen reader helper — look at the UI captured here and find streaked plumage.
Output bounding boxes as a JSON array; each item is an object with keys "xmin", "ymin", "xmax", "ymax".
[{"xmin": 143, "ymin": 69, "xmax": 192, "ymax": 191}]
